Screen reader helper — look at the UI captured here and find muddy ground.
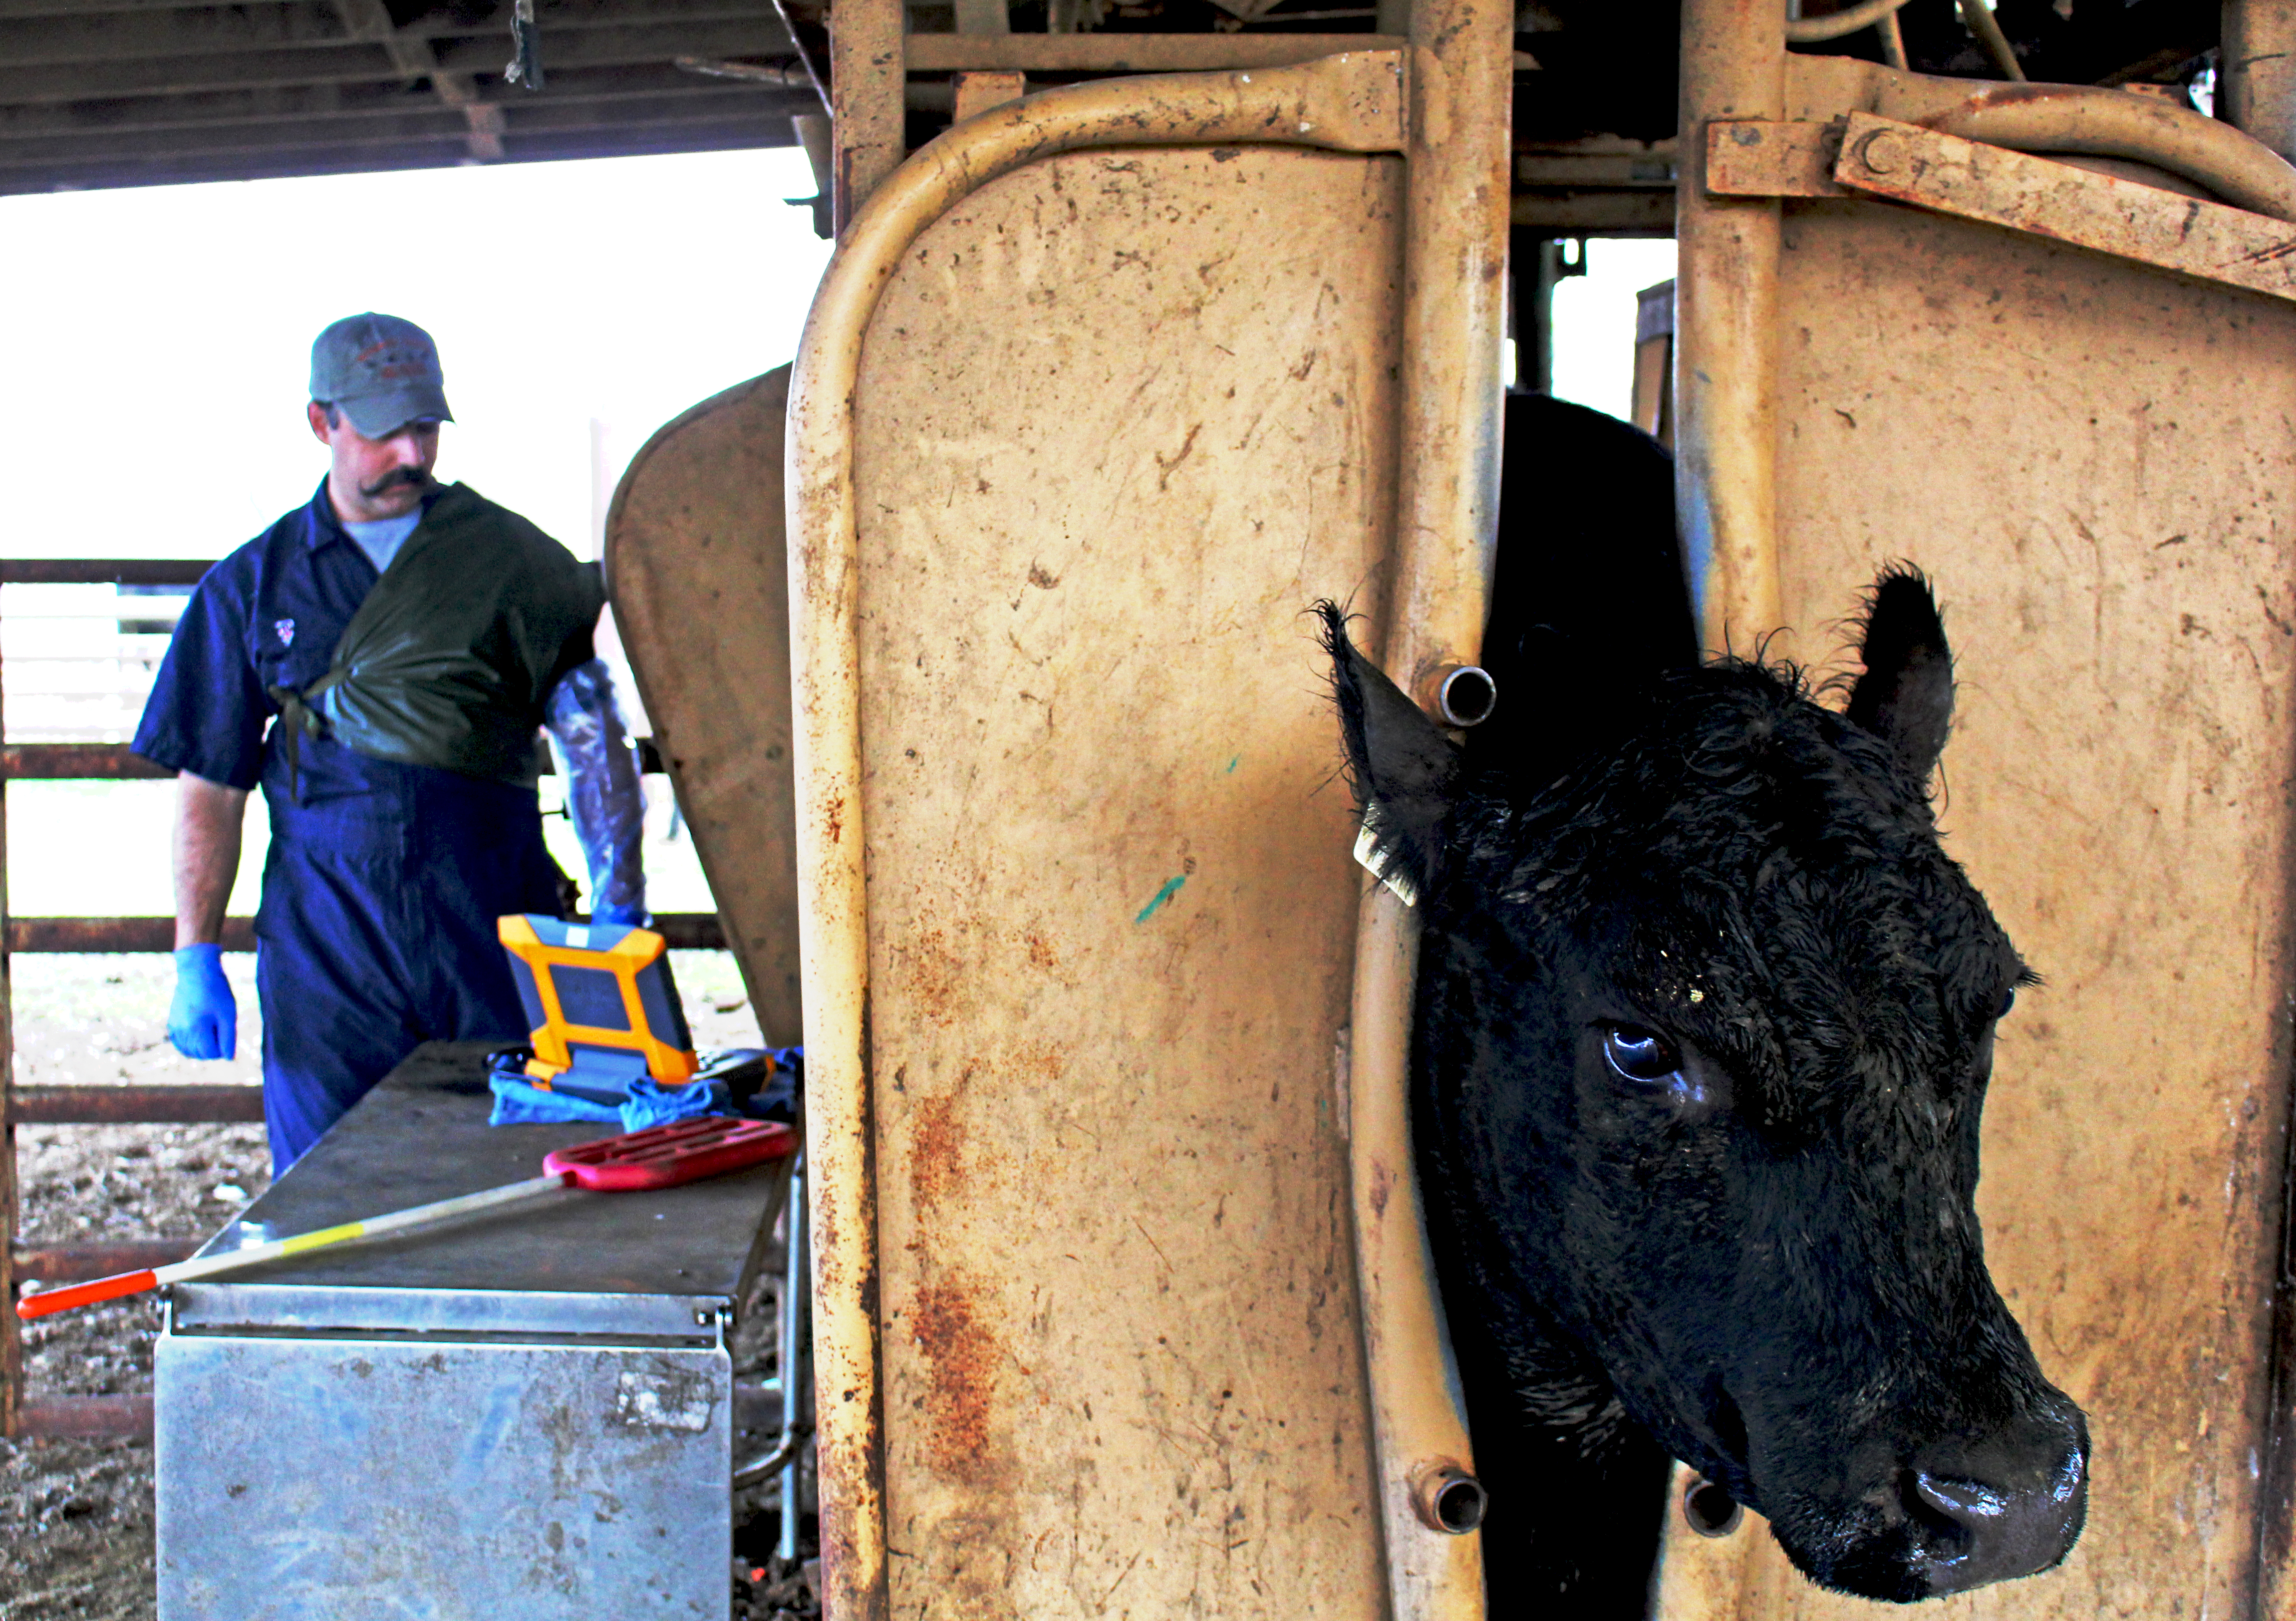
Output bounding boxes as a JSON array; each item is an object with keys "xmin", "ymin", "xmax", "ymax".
[{"xmin": 0, "ymin": 951, "xmax": 811, "ymax": 1621}]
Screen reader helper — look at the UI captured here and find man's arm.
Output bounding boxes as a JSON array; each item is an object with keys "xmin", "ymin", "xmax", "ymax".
[
  {"xmin": 168, "ymin": 772, "xmax": 248, "ymax": 1061},
  {"xmin": 174, "ymin": 771, "xmax": 249, "ymax": 947}
]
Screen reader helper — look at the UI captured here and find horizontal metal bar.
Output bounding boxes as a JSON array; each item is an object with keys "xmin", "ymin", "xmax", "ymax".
[
  {"xmin": 15, "ymin": 1238, "xmax": 200, "ymax": 1280},
  {"xmin": 652, "ymin": 913, "xmax": 726, "ymax": 950},
  {"xmin": 4, "ymin": 912, "xmax": 724, "ymax": 953},
  {"xmin": 3, "ymin": 744, "xmax": 170, "ymax": 779},
  {"xmin": 1509, "ymin": 191, "xmax": 1675, "ymax": 233},
  {"xmin": 7, "ymin": 917, "xmax": 231, "ymax": 952},
  {"xmin": 13, "ymin": 1395, "xmax": 153, "ymax": 1441},
  {"xmin": 904, "ymin": 31, "xmax": 1400, "ymax": 72},
  {"xmin": 0, "ymin": 559, "xmax": 212, "ymax": 585},
  {"xmin": 0, "ymin": 738, "xmax": 668, "ymax": 778},
  {"xmin": 8, "ymin": 1083, "xmax": 266, "ymax": 1123},
  {"xmin": 1818, "ymin": 113, "xmax": 2296, "ymax": 306}
]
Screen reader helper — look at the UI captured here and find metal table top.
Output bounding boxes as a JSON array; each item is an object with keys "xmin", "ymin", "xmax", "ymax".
[{"xmin": 171, "ymin": 1041, "xmax": 786, "ymax": 1335}]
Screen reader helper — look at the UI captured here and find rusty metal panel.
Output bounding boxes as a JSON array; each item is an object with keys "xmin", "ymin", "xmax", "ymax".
[
  {"xmin": 606, "ymin": 371, "xmax": 802, "ymax": 1044},
  {"xmin": 847, "ymin": 144, "xmax": 1400, "ymax": 1619},
  {"xmin": 1656, "ymin": 197, "xmax": 2296, "ymax": 1619}
]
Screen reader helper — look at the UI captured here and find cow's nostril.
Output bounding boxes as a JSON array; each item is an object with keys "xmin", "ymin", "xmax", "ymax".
[{"xmin": 1900, "ymin": 1435, "xmax": 2087, "ymax": 1596}]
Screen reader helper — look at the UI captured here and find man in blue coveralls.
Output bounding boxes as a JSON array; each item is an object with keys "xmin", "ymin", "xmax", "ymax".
[{"xmin": 133, "ymin": 313, "xmax": 647, "ymax": 1171}]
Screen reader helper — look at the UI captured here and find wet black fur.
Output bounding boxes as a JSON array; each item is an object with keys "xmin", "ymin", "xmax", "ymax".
[{"xmin": 1324, "ymin": 398, "xmax": 2085, "ymax": 1614}]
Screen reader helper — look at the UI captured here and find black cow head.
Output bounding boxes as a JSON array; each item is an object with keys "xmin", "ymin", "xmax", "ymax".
[{"xmin": 1324, "ymin": 571, "xmax": 2087, "ymax": 1603}]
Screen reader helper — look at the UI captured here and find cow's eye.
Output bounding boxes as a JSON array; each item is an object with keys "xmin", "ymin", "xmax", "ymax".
[
  {"xmin": 1996, "ymin": 989, "xmax": 2016, "ymax": 1019},
  {"xmin": 1603, "ymin": 1024, "xmax": 1684, "ymax": 1086}
]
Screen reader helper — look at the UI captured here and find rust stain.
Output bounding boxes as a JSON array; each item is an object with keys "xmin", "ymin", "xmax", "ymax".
[
  {"xmin": 902, "ymin": 926, "xmax": 963, "ymax": 1026},
  {"xmin": 910, "ymin": 1272, "xmax": 1006, "ymax": 1486},
  {"xmin": 910, "ymin": 1090, "xmax": 968, "ymax": 1211},
  {"xmin": 1368, "ymin": 1162, "xmax": 1392, "ymax": 1219},
  {"xmin": 823, "ymin": 792, "xmax": 845, "ymax": 846}
]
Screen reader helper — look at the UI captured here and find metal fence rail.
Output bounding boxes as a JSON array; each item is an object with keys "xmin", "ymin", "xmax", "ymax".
[{"xmin": 0, "ymin": 557, "xmax": 723, "ymax": 1440}]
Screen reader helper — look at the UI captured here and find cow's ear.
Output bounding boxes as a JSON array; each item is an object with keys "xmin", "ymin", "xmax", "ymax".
[
  {"xmin": 1845, "ymin": 566, "xmax": 1954, "ymax": 781},
  {"xmin": 1318, "ymin": 603, "xmax": 1460, "ymax": 907}
]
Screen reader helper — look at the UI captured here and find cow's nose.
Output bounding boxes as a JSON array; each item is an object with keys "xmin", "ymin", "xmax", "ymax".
[{"xmin": 1903, "ymin": 1428, "xmax": 2087, "ymax": 1596}]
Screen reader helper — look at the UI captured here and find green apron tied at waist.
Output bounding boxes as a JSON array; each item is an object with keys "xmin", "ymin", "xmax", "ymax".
[{"xmin": 267, "ymin": 483, "xmax": 605, "ymax": 789}]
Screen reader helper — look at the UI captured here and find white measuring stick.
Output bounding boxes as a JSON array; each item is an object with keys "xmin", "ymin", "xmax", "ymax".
[{"xmin": 18, "ymin": 1173, "xmax": 572, "ymax": 1317}]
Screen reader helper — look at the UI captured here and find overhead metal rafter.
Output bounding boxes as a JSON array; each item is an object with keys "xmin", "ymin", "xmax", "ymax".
[
  {"xmin": 0, "ymin": 0, "xmax": 809, "ymax": 194},
  {"xmin": 331, "ymin": 0, "xmax": 501, "ymax": 159}
]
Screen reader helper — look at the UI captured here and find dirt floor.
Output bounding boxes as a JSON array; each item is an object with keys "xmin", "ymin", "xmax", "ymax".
[{"xmin": 0, "ymin": 950, "xmax": 812, "ymax": 1621}]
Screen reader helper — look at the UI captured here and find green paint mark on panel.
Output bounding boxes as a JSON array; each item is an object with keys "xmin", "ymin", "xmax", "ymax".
[
  {"xmin": 1135, "ymin": 875, "xmax": 1186, "ymax": 924},
  {"xmin": 1226, "ymin": 756, "xmax": 1240, "ymax": 773}
]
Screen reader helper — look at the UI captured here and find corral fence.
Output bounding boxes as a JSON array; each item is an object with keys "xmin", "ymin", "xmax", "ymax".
[{"xmin": 0, "ymin": 557, "xmax": 726, "ymax": 1441}]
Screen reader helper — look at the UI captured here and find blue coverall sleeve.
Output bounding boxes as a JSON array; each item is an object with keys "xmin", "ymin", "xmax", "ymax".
[
  {"xmin": 130, "ymin": 555, "xmax": 273, "ymax": 789},
  {"xmin": 543, "ymin": 659, "xmax": 646, "ymax": 925}
]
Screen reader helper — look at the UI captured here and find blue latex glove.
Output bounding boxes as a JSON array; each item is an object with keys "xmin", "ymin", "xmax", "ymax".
[
  {"xmin": 591, "ymin": 902, "xmax": 650, "ymax": 928},
  {"xmin": 168, "ymin": 944, "xmax": 237, "ymax": 1060}
]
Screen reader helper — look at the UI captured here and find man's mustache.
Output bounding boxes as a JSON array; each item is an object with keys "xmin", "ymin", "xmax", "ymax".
[{"xmin": 358, "ymin": 467, "xmax": 433, "ymax": 499}]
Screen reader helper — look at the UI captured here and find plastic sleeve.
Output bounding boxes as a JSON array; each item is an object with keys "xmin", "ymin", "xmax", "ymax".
[{"xmin": 542, "ymin": 658, "xmax": 646, "ymax": 922}]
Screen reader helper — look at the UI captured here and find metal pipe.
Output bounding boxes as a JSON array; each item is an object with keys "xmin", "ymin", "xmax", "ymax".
[
  {"xmin": 779, "ymin": 1161, "xmax": 810, "ymax": 1563},
  {"xmin": 1, "ymin": 593, "xmax": 17, "ymax": 1439},
  {"xmin": 1782, "ymin": 0, "xmax": 1910, "ymax": 45},
  {"xmin": 1929, "ymin": 86, "xmax": 2296, "ymax": 221},
  {"xmin": 782, "ymin": 55, "xmax": 1407, "ymax": 1621},
  {"xmin": 1676, "ymin": 0, "xmax": 1787, "ymax": 657},
  {"xmin": 0, "ymin": 912, "xmax": 723, "ymax": 954},
  {"xmin": 2226, "ymin": 0, "xmax": 2296, "ymax": 166},
  {"xmin": 735, "ymin": 1421, "xmax": 814, "ymax": 1489},
  {"xmin": 908, "ymin": 31, "xmax": 1406, "ymax": 72},
  {"xmin": 1342, "ymin": 0, "xmax": 1509, "ymax": 1612},
  {"xmin": 1427, "ymin": 664, "xmax": 1496, "ymax": 728},
  {"xmin": 0, "ymin": 560, "xmax": 209, "ymax": 586},
  {"xmin": 7, "ymin": 1084, "xmax": 264, "ymax": 1125},
  {"xmin": 1877, "ymin": 8, "xmax": 1907, "ymax": 69},
  {"xmin": 15, "ymin": 1394, "xmax": 150, "ymax": 1441},
  {"xmin": 1956, "ymin": 0, "xmax": 2025, "ymax": 82},
  {"xmin": 14, "ymin": 1240, "xmax": 201, "ymax": 1282}
]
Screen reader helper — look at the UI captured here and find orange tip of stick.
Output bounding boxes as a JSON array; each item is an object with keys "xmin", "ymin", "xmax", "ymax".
[{"xmin": 15, "ymin": 1269, "xmax": 159, "ymax": 1319}]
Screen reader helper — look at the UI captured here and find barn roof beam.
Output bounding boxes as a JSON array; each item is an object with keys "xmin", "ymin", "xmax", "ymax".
[
  {"xmin": 0, "ymin": 0, "xmax": 781, "ymax": 67},
  {"xmin": 0, "ymin": 108, "xmax": 799, "ymax": 193},
  {"xmin": 0, "ymin": 81, "xmax": 802, "ymax": 170},
  {"xmin": 329, "ymin": 0, "xmax": 502, "ymax": 160},
  {"xmin": 0, "ymin": 60, "xmax": 750, "ymax": 139},
  {"xmin": 0, "ymin": 17, "xmax": 793, "ymax": 105}
]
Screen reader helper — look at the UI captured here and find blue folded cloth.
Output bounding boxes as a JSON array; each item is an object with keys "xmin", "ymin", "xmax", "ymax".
[{"xmin": 488, "ymin": 1070, "xmax": 726, "ymax": 1132}]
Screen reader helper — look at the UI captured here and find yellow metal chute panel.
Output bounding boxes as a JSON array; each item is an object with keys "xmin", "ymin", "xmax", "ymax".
[
  {"xmin": 788, "ymin": 28, "xmax": 1512, "ymax": 1621},
  {"xmin": 851, "ymin": 144, "xmax": 1397, "ymax": 1617},
  {"xmin": 1662, "ymin": 14, "xmax": 2296, "ymax": 1617}
]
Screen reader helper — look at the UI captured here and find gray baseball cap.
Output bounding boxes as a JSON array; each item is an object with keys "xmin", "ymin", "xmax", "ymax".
[{"xmin": 309, "ymin": 312, "xmax": 454, "ymax": 437}]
